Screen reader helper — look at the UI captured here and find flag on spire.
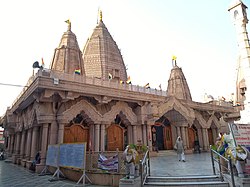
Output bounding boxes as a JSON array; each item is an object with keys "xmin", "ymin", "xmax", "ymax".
[
  {"xmin": 74, "ymin": 68, "xmax": 81, "ymax": 75},
  {"xmin": 108, "ymin": 73, "xmax": 113, "ymax": 80},
  {"xmin": 126, "ymin": 76, "xmax": 131, "ymax": 84},
  {"xmin": 41, "ymin": 58, "xmax": 45, "ymax": 69},
  {"xmin": 144, "ymin": 83, "xmax": 150, "ymax": 89}
]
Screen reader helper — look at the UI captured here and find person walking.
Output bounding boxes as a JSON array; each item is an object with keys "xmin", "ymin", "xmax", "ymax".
[{"xmin": 174, "ymin": 136, "xmax": 186, "ymax": 162}]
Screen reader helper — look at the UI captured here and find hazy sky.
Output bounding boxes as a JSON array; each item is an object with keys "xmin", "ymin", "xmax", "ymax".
[{"xmin": 0, "ymin": 0, "xmax": 249, "ymax": 116}]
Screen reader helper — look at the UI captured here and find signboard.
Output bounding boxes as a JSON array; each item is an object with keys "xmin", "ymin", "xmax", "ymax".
[
  {"xmin": 59, "ymin": 143, "xmax": 86, "ymax": 169},
  {"xmin": 230, "ymin": 123, "xmax": 250, "ymax": 174},
  {"xmin": 46, "ymin": 144, "xmax": 59, "ymax": 167},
  {"xmin": 230, "ymin": 123, "xmax": 250, "ymax": 151}
]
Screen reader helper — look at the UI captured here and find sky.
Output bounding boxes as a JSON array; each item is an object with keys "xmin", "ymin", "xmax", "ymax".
[{"xmin": 0, "ymin": 0, "xmax": 249, "ymax": 116}]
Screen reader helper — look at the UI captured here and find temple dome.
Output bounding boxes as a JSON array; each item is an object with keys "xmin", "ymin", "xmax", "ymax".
[
  {"xmin": 167, "ymin": 63, "xmax": 192, "ymax": 101},
  {"xmin": 50, "ymin": 21, "xmax": 85, "ymax": 75},
  {"xmin": 82, "ymin": 12, "xmax": 127, "ymax": 81}
]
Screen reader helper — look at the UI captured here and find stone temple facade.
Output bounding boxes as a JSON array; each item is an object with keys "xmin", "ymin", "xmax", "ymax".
[{"xmin": 1, "ymin": 11, "xmax": 240, "ymax": 170}]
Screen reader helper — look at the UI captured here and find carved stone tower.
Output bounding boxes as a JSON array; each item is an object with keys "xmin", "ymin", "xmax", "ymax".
[
  {"xmin": 229, "ymin": 0, "xmax": 250, "ymax": 122},
  {"xmin": 82, "ymin": 11, "xmax": 127, "ymax": 82},
  {"xmin": 167, "ymin": 58, "xmax": 192, "ymax": 101},
  {"xmin": 50, "ymin": 20, "xmax": 85, "ymax": 75}
]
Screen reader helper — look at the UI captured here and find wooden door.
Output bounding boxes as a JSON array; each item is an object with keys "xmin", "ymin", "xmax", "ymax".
[
  {"xmin": 64, "ymin": 124, "xmax": 89, "ymax": 149},
  {"xmin": 107, "ymin": 124, "xmax": 124, "ymax": 151},
  {"xmin": 164, "ymin": 125, "xmax": 173, "ymax": 150},
  {"xmin": 188, "ymin": 128, "xmax": 195, "ymax": 149}
]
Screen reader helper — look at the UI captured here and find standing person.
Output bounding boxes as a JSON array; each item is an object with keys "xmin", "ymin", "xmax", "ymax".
[{"xmin": 174, "ymin": 136, "xmax": 186, "ymax": 162}]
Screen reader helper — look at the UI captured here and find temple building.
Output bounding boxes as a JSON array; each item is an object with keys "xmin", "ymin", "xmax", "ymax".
[{"xmin": 1, "ymin": 9, "xmax": 240, "ymax": 171}]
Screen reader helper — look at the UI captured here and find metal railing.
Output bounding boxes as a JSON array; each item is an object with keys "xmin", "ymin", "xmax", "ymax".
[
  {"xmin": 210, "ymin": 146, "xmax": 235, "ymax": 187},
  {"xmin": 140, "ymin": 149, "xmax": 150, "ymax": 187}
]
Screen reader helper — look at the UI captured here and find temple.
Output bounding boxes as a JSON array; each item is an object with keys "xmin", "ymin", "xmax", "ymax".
[{"xmin": 0, "ymin": 8, "xmax": 241, "ymax": 175}]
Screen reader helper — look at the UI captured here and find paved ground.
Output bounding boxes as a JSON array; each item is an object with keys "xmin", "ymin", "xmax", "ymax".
[
  {"xmin": 0, "ymin": 151, "xmax": 214, "ymax": 187},
  {"xmin": 150, "ymin": 150, "xmax": 214, "ymax": 176}
]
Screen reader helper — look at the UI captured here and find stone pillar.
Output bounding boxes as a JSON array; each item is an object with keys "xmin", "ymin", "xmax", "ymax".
[
  {"xmin": 142, "ymin": 124, "xmax": 147, "ymax": 145},
  {"xmin": 147, "ymin": 124, "xmax": 153, "ymax": 151},
  {"xmin": 49, "ymin": 120, "xmax": 58, "ymax": 145},
  {"xmin": 20, "ymin": 131, "xmax": 26, "ymax": 158},
  {"xmin": 185, "ymin": 127, "xmax": 190, "ymax": 149},
  {"xmin": 25, "ymin": 129, "xmax": 32, "ymax": 160},
  {"xmin": 94, "ymin": 124, "xmax": 100, "ymax": 152},
  {"xmin": 132, "ymin": 125, "xmax": 138, "ymax": 144},
  {"xmin": 202, "ymin": 128, "xmax": 209, "ymax": 151},
  {"xmin": 30, "ymin": 126, "xmax": 39, "ymax": 161},
  {"xmin": 57, "ymin": 123, "xmax": 64, "ymax": 144},
  {"xmin": 127, "ymin": 126, "xmax": 133, "ymax": 144},
  {"xmin": 100, "ymin": 123, "xmax": 105, "ymax": 152},
  {"xmin": 41, "ymin": 124, "xmax": 49, "ymax": 165},
  {"xmin": 9, "ymin": 134, "xmax": 14, "ymax": 154},
  {"xmin": 176, "ymin": 126, "xmax": 181, "ymax": 137},
  {"xmin": 181, "ymin": 127, "xmax": 187, "ymax": 149},
  {"xmin": 7, "ymin": 136, "xmax": 11, "ymax": 153},
  {"xmin": 16, "ymin": 132, "xmax": 21, "ymax": 155},
  {"xmin": 212, "ymin": 128, "xmax": 217, "ymax": 145}
]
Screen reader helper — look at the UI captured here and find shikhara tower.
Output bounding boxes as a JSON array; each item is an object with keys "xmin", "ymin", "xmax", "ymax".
[{"xmin": 229, "ymin": 0, "xmax": 250, "ymax": 123}]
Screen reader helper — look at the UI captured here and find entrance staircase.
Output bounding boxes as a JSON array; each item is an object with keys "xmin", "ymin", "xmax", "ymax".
[{"xmin": 144, "ymin": 175, "xmax": 229, "ymax": 187}]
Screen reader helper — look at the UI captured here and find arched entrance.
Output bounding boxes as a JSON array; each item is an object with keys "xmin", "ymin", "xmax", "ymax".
[
  {"xmin": 188, "ymin": 127, "xmax": 196, "ymax": 149},
  {"xmin": 64, "ymin": 124, "xmax": 89, "ymax": 149},
  {"xmin": 107, "ymin": 124, "xmax": 124, "ymax": 151},
  {"xmin": 152, "ymin": 117, "xmax": 172, "ymax": 150}
]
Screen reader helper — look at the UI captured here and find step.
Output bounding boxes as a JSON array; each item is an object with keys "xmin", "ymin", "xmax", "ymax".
[
  {"xmin": 144, "ymin": 181, "xmax": 229, "ymax": 187},
  {"xmin": 144, "ymin": 175, "xmax": 229, "ymax": 187},
  {"xmin": 146, "ymin": 175, "xmax": 221, "ymax": 182}
]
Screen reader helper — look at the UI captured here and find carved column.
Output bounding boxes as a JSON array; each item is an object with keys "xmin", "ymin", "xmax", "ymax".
[
  {"xmin": 100, "ymin": 123, "xmax": 105, "ymax": 152},
  {"xmin": 202, "ymin": 128, "xmax": 209, "ymax": 151},
  {"xmin": 15, "ymin": 132, "xmax": 21, "ymax": 155},
  {"xmin": 176, "ymin": 126, "xmax": 181, "ymax": 137},
  {"xmin": 30, "ymin": 126, "xmax": 39, "ymax": 161},
  {"xmin": 94, "ymin": 124, "xmax": 100, "ymax": 152},
  {"xmin": 127, "ymin": 125, "xmax": 133, "ymax": 144},
  {"xmin": 49, "ymin": 120, "xmax": 58, "ymax": 145},
  {"xmin": 147, "ymin": 123, "xmax": 153, "ymax": 151},
  {"xmin": 25, "ymin": 129, "xmax": 32, "ymax": 160},
  {"xmin": 212, "ymin": 128, "xmax": 217, "ymax": 144},
  {"xmin": 132, "ymin": 125, "xmax": 138, "ymax": 144},
  {"xmin": 20, "ymin": 131, "xmax": 26, "ymax": 158},
  {"xmin": 197, "ymin": 128, "xmax": 203, "ymax": 150},
  {"xmin": 142, "ymin": 124, "xmax": 147, "ymax": 145},
  {"xmin": 10, "ymin": 134, "xmax": 14, "ymax": 154},
  {"xmin": 185, "ymin": 127, "xmax": 189, "ymax": 149},
  {"xmin": 41, "ymin": 124, "xmax": 49, "ymax": 165},
  {"xmin": 57, "ymin": 123, "xmax": 64, "ymax": 144},
  {"xmin": 181, "ymin": 127, "xmax": 187, "ymax": 149}
]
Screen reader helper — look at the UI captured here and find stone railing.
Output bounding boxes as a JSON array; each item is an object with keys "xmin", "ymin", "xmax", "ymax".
[{"xmin": 10, "ymin": 69, "xmax": 167, "ymax": 110}]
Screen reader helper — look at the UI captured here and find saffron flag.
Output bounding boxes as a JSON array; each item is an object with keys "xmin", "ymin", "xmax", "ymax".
[
  {"xmin": 75, "ymin": 69, "xmax": 81, "ymax": 75},
  {"xmin": 144, "ymin": 83, "xmax": 150, "ymax": 89},
  {"xmin": 172, "ymin": 55, "xmax": 177, "ymax": 61},
  {"xmin": 126, "ymin": 76, "xmax": 131, "ymax": 84},
  {"xmin": 65, "ymin": 19, "xmax": 70, "ymax": 24},
  {"xmin": 98, "ymin": 153, "xmax": 118, "ymax": 172}
]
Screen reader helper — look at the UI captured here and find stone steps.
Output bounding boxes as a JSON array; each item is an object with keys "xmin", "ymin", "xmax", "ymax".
[{"xmin": 144, "ymin": 175, "xmax": 229, "ymax": 187}]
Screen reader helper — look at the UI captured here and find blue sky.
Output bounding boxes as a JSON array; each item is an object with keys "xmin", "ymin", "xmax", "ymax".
[{"xmin": 0, "ymin": 0, "xmax": 248, "ymax": 116}]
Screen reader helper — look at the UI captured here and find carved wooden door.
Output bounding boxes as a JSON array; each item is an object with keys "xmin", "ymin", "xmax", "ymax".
[
  {"xmin": 64, "ymin": 124, "xmax": 89, "ymax": 149},
  {"xmin": 164, "ymin": 125, "xmax": 173, "ymax": 150},
  {"xmin": 188, "ymin": 128, "xmax": 195, "ymax": 149},
  {"xmin": 107, "ymin": 124, "xmax": 124, "ymax": 151}
]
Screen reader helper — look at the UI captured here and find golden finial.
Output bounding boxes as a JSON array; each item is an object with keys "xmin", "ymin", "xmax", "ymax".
[
  {"xmin": 65, "ymin": 19, "xmax": 71, "ymax": 31},
  {"xmin": 99, "ymin": 10, "xmax": 103, "ymax": 22},
  {"xmin": 172, "ymin": 55, "xmax": 177, "ymax": 67}
]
